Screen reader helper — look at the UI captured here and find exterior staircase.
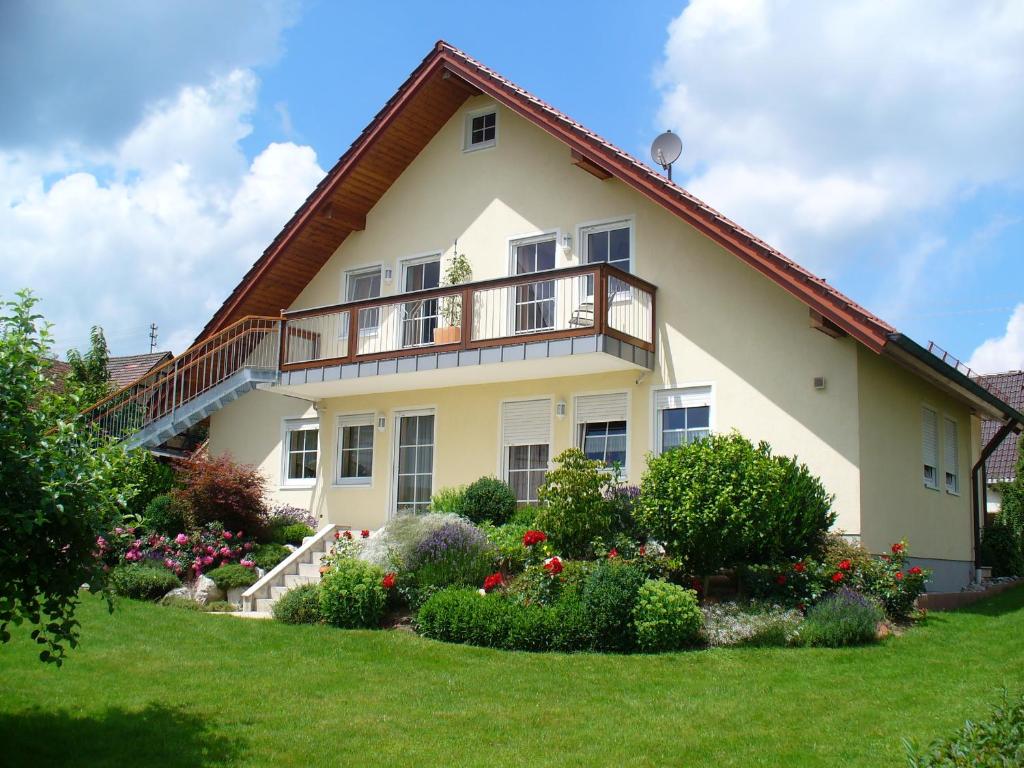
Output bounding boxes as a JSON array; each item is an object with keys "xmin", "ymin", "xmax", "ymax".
[{"xmin": 240, "ymin": 524, "xmax": 340, "ymax": 616}]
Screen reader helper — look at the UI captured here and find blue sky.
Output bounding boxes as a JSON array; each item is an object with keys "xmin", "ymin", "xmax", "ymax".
[{"xmin": 1, "ymin": 0, "xmax": 1022, "ymax": 371}]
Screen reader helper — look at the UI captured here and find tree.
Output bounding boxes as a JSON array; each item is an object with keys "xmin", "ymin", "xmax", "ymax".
[
  {"xmin": 0, "ymin": 291, "xmax": 126, "ymax": 664},
  {"xmin": 994, "ymin": 440, "xmax": 1024, "ymax": 561},
  {"xmin": 65, "ymin": 325, "xmax": 112, "ymax": 406}
]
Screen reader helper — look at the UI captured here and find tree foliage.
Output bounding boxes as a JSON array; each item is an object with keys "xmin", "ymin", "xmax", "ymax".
[
  {"xmin": 0, "ymin": 291, "xmax": 127, "ymax": 664},
  {"xmin": 65, "ymin": 325, "xmax": 113, "ymax": 406}
]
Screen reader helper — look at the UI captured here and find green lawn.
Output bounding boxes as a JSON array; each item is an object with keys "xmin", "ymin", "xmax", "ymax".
[{"xmin": 2, "ymin": 590, "xmax": 1023, "ymax": 768}]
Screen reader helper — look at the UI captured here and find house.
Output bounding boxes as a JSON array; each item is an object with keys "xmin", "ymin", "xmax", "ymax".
[
  {"xmin": 107, "ymin": 351, "xmax": 173, "ymax": 389},
  {"xmin": 86, "ymin": 41, "xmax": 1023, "ymax": 593},
  {"xmin": 973, "ymin": 370, "xmax": 1024, "ymax": 516}
]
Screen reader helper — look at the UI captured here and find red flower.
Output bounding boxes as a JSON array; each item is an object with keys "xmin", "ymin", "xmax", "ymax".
[
  {"xmin": 483, "ymin": 572, "xmax": 504, "ymax": 593},
  {"xmin": 832, "ymin": 572, "xmax": 844, "ymax": 583},
  {"xmin": 892, "ymin": 542, "xmax": 905, "ymax": 554},
  {"xmin": 342, "ymin": 530, "xmax": 353, "ymax": 540},
  {"xmin": 909, "ymin": 566, "xmax": 922, "ymax": 575},
  {"xmin": 690, "ymin": 578, "xmax": 703, "ymax": 593},
  {"xmin": 894, "ymin": 571, "xmax": 904, "ymax": 581},
  {"xmin": 838, "ymin": 559, "xmax": 852, "ymax": 571},
  {"xmin": 543, "ymin": 557, "xmax": 563, "ymax": 575},
  {"xmin": 381, "ymin": 572, "xmax": 396, "ymax": 590},
  {"xmin": 638, "ymin": 545, "xmax": 647, "ymax": 556},
  {"xmin": 333, "ymin": 531, "xmax": 341, "ymax": 540},
  {"xmin": 522, "ymin": 530, "xmax": 547, "ymax": 547},
  {"xmin": 360, "ymin": 529, "xmax": 370, "ymax": 539},
  {"xmin": 608, "ymin": 548, "xmax": 619, "ymax": 559},
  {"xmin": 775, "ymin": 574, "xmax": 787, "ymax": 585},
  {"xmin": 793, "ymin": 562, "xmax": 806, "ymax": 573}
]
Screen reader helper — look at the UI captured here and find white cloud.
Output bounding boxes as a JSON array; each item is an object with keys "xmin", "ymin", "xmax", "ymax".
[
  {"xmin": 656, "ymin": 0, "xmax": 1024, "ymax": 266},
  {"xmin": 0, "ymin": 70, "xmax": 325, "ymax": 356},
  {"xmin": 968, "ymin": 304, "xmax": 1024, "ymax": 374}
]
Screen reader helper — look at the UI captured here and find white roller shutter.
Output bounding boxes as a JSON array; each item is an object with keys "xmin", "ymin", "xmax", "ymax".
[
  {"xmin": 575, "ymin": 392, "xmax": 628, "ymax": 425},
  {"xmin": 502, "ymin": 399, "xmax": 551, "ymax": 446},
  {"xmin": 655, "ymin": 385, "xmax": 712, "ymax": 412},
  {"xmin": 922, "ymin": 406, "xmax": 938, "ymax": 470}
]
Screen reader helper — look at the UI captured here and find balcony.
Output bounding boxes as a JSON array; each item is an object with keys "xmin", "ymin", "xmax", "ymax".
[{"xmin": 275, "ymin": 263, "xmax": 656, "ymax": 396}]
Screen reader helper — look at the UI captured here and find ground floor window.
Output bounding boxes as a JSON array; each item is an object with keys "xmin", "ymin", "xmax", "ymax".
[
  {"xmin": 655, "ymin": 386, "xmax": 712, "ymax": 454},
  {"xmin": 506, "ymin": 444, "xmax": 549, "ymax": 505},
  {"xmin": 282, "ymin": 418, "xmax": 318, "ymax": 485},
  {"xmin": 501, "ymin": 398, "xmax": 552, "ymax": 504},
  {"xmin": 395, "ymin": 413, "xmax": 434, "ymax": 514},
  {"xmin": 579, "ymin": 421, "xmax": 627, "ymax": 468},
  {"xmin": 336, "ymin": 414, "xmax": 374, "ymax": 485}
]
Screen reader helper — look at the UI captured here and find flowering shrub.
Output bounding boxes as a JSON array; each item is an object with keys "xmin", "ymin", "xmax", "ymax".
[
  {"xmin": 98, "ymin": 523, "xmax": 256, "ymax": 579},
  {"xmin": 799, "ymin": 587, "xmax": 882, "ymax": 647},
  {"xmin": 701, "ymin": 602, "xmax": 803, "ymax": 647},
  {"xmin": 506, "ymin": 560, "xmax": 593, "ymax": 607},
  {"xmin": 633, "ymin": 580, "xmax": 703, "ymax": 652},
  {"xmin": 381, "ymin": 572, "xmax": 396, "ymax": 590},
  {"xmin": 483, "ymin": 572, "xmax": 504, "ymax": 593},
  {"xmin": 318, "ymin": 558, "xmax": 388, "ymax": 629},
  {"xmin": 523, "ymin": 530, "xmax": 547, "ymax": 547},
  {"xmin": 266, "ymin": 504, "xmax": 317, "ymax": 531},
  {"xmin": 479, "ymin": 521, "xmax": 531, "ymax": 573}
]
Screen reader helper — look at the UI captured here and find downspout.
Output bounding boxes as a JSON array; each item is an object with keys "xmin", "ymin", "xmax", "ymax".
[{"xmin": 971, "ymin": 418, "xmax": 1019, "ymax": 571}]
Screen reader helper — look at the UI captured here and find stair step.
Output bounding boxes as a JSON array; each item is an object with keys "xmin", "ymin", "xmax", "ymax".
[
  {"xmin": 256, "ymin": 597, "xmax": 275, "ymax": 613},
  {"xmin": 283, "ymin": 573, "xmax": 317, "ymax": 589},
  {"xmin": 297, "ymin": 561, "xmax": 322, "ymax": 578},
  {"xmin": 271, "ymin": 585, "xmax": 291, "ymax": 600}
]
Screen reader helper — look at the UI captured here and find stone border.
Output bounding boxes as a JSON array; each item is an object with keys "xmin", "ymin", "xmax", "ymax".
[{"xmin": 918, "ymin": 579, "xmax": 1024, "ymax": 612}]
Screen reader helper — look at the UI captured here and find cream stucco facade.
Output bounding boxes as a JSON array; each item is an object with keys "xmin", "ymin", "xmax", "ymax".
[{"xmin": 206, "ymin": 95, "xmax": 984, "ymax": 589}]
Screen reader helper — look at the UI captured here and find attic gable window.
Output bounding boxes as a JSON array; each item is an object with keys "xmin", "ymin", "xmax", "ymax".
[{"xmin": 464, "ymin": 108, "xmax": 497, "ymax": 151}]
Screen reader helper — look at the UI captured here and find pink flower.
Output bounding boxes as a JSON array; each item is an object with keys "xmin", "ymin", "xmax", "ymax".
[
  {"xmin": 218, "ymin": 547, "xmax": 232, "ymax": 558},
  {"xmin": 175, "ymin": 533, "xmax": 188, "ymax": 545},
  {"xmin": 223, "ymin": 531, "xmax": 233, "ymax": 540},
  {"xmin": 236, "ymin": 531, "xmax": 244, "ymax": 539},
  {"xmin": 163, "ymin": 559, "xmax": 175, "ymax": 570},
  {"xmin": 243, "ymin": 542, "xmax": 253, "ymax": 551},
  {"xmin": 201, "ymin": 555, "xmax": 214, "ymax": 566},
  {"xmin": 205, "ymin": 545, "xmax": 215, "ymax": 555},
  {"xmin": 114, "ymin": 527, "xmax": 124, "ymax": 535},
  {"xmin": 240, "ymin": 559, "xmax": 255, "ymax": 569}
]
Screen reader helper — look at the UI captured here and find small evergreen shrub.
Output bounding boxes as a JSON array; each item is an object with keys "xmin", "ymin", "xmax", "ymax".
[
  {"xmin": 430, "ymin": 486, "xmax": 467, "ymax": 516},
  {"xmin": 142, "ymin": 493, "xmax": 187, "ymax": 536},
  {"xmin": 206, "ymin": 563, "xmax": 258, "ymax": 591},
  {"xmin": 250, "ymin": 543, "xmax": 291, "ymax": 571},
  {"xmin": 109, "ymin": 563, "xmax": 181, "ymax": 601},
  {"xmin": 979, "ymin": 520, "xmax": 1024, "ymax": 577},
  {"xmin": 581, "ymin": 560, "xmax": 647, "ymax": 652},
  {"xmin": 460, "ymin": 476, "xmax": 517, "ymax": 525},
  {"xmin": 273, "ymin": 583, "xmax": 324, "ymax": 625},
  {"xmin": 536, "ymin": 449, "xmax": 614, "ymax": 558},
  {"xmin": 633, "ymin": 580, "xmax": 703, "ymax": 652},
  {"xmin": 905, "ymin": 690, "xmax": 1024, "ymax": 767},
  {"xmin": 319, "ymin": 558, "xmax": 387, "ymax": 629},
  {"xmin": 268, "ymin": 522, "xmax": 315, "ymax": 546},
  {"xmin": 800, "ymin": 587, "xmax": 881, "ymax": 647}
]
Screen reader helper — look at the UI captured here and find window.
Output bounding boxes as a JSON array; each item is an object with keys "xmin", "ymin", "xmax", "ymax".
[
  {"xmin": 944, "ymin": 417, "xmax": 959, "ymax": 494},
  {"xmin": 512, "ymin": 235, "xmax": 557, "ymax": 333},
  {"xmin": 922, "ymin": 406, "xmax": 939, "ymax": 489},
  {"xmin": 336, "ymin": 414, "xmax": 374, "ymax": 485},
  {"xmin": 575, "ymin": 392, "xmax": 629, "ymax": 472},
  {"xmin": 464, "ymin": 109, "xmax": 497, "ymax": 150},
  {"xmin": 283, "ymin": 419, "xmax": 318, "ymax": 485},
  {"xmin": 345, "ymin": 266, "xmax": 382, "ymax": 332},
  {"xmin": 395, "ymin": 413, "xmax": 434, "ymax": 514},
  {"xmin": 501, "ymin": 399, "xmax": 551, "ymax": 505},
  {"xmin": 654, "ymin": 386, "xmax": 712, "ymax": 454},
  {"xmin": 400, "ymin": 255, "xmax": 441, "ymax": 347},
  {"xmin": 581, "ymin": 220, "xmax": 632, "ymax": 273}
]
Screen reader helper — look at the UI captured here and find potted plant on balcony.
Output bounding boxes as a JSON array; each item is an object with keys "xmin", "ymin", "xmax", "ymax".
[{"xmin": 434, "ymin": 249, "xmax": 472, "ymax": 345}]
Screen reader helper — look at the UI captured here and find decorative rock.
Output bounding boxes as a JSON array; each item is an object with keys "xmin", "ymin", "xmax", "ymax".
[
  {"xmin": 876, "ymin": 622, "xmax": 891, "ymax": 640},
  {"xmin": 162, "ymin": 574, "xmax": 225, "ymax": 606}
]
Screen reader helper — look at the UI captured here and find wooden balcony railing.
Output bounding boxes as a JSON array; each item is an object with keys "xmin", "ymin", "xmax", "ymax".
[{"xmin": 279, "ymin": 263, "xmax": 655, "ymax": 371}]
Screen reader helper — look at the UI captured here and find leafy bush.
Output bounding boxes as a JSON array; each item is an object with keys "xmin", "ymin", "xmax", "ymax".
[
  {"xmin": 536, "ymin": 449, "xmax": 615, "ymax": 558},
  {"xmin": 800, "ymin": 587, "xmax": 881, "ymax": 647},
  {"xmin": 109, "ymin": 564, "xmax": 181, "ymax": 601},
  {"xmin": 480, "ymin": 521, "xmax": 531, "ymax": 574},
  {"xmin": 906, "ymin": 690, "xmax": 1024, "ymax": 767},
  {"xmin": 636, "ymin": 432, "xmax": 835, "ymax": 576},
  {"xmin": 582, "ymin": 560, "xmax": 647, "ymax": 652},
  {"xmin": 172, "ymin": 453, "xmax": 269, "ymax": 535},
  {"xmin": 273, "ymin": 583, "xmax": 323, "ymax": 625},
  {"xmin": 319, "ymin": 558, "xmax": 388, "ymax": 629},
  {"xmin": 633, "ymin": 580, "xmax": 703, "ymax": 652},
  {"xmin": 506, "ymin": 560, "xmax": 594, "ymax": 607},
  {"xmin": 701, "ymin": 602, "xmax": 803, "ymax": 647},
  {"xmin": 118, "ymin": 450, "xmax": 178, "ymax": 518},
  {"xmin": 268, "ymin": 522, "xmax": 315, "ymax": 546},
  {"xmin": 460, "ymin": 476, "xmax": 517, "ymax": 525},
  {"xmin": 251, "ymin": 543, "xmax": 291, "ymax": 571},
  {"xmin": 207, "ymin": 563, "xmax": 258, "ymax": 591},
  {"xmin": 143, "ymin": 493, "xmax": 187, "ymax": 536},
  {"xmin": 430, "ymin": 486, "xmax": 466, "ymax": 516},
  {"xmin": 509, "ymin": 505, "xmax": 540, "ymax": 527},
  {"xmin": 407, "ymin": 517, "xmax": 493, "ymax": 591},
  {"xmin": 979, "ymin": 520, "xmax": 1024, "ymax": 577}
]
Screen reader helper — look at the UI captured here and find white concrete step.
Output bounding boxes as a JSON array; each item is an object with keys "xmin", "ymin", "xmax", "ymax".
[
  {"xmin": 297, "ymin": 561, "xmax": 323, "ymax": 578},
  {"xmin": 256, "ymin": 597, "xmax": 275, "ymax": 613},
  {"xmin": 283, "ymin": 573, "xmax": 317, "ymax": 589}
]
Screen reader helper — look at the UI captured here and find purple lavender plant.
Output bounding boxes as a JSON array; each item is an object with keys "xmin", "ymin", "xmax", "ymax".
[
  {"xmin": 266, "ymin": 504, "xmax": 317, "ymax": 530},
  {"xmin": 411, "ymin": 519, "xmax": 490, "ymax": 567}
]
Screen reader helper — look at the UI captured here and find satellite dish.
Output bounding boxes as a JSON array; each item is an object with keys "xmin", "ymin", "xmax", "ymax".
[{"xmin": 650, "ymin": 130, "xmax": 683, "ymax": 180}]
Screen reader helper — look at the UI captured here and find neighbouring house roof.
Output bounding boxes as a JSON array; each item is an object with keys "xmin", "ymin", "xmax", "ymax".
[
  {"xmin": 44, "ymin": 358, "xmax": 71, "ymax": 393},
  {"xmin": 106, "ymin": 351, "xmax": 173, "ymax": 389},
  {"xmin": 974, "ymin": 371, "xmax": 1024, "ymax": 483},
  {"xmin": 192, "ymin": 40, "xmax": 1023, "ymax": 425}
]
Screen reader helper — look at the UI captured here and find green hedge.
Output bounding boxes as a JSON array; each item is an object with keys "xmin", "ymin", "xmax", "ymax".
[
  {"xmin": 109, "ymin": 564, "xmax": 181, "ymax": 601},
  {"xmin": 206, "ymin": 563, "xmax": 258, "ymax": 591},
  {"xmin": 318, "ymin": 559, "xmax": 387, "ymax": 629},
  {"xmin": 273, "ymin": 584, "xmax": 323, "ymax": 625}
]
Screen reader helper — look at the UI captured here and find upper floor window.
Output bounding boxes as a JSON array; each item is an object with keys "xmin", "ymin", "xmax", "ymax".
[
  {"xmin": 464, "ymin": 108, "xmax": 497, "ymax": 151},
  {"xmin": 282, "ymin": 418, "xmax": 318, "ymax": 486},
  {"xmin": 581, "ymin": 220, "xmax": 632, "ymax": 274},
  {"xmin": 345, "ymin": 265, "xmax": 382, "ymax": 332},
  {"xmin": 922, "ymin": 405, "xmax": 939, "ymax": 489}
]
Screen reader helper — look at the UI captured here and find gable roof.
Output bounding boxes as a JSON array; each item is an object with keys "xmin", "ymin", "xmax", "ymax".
[
  {"xmin": 195, "ymin": 40, "xmax": 1021, "ymax": 425},
  {"xmin": 107, "ymin": 351, "xmax": 173, "ymax": 389},
  {"xmin": 975, "ymin": 371, "xmax": 1024, "ymax": 482}
]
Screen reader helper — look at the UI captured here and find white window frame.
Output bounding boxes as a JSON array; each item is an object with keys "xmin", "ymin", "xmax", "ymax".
[
  {"xmin": 335, "ymin": 413, "xmax": 375, "ymax": 487},
  {"xmin": 343, "ymin": 264, "xmax": 383, "ymax": 336},
  {"xmin": 943, "ymin": 415, "xmax": 960, "ymax": 495},
  {"xmin": 573, "ymin": 391, "xmax": 630, "ymax": 477},
  {"xmin": 578, "ymin": 217, "xmax": 635, "ymax": 275},
  {"xmin": 281, "ymin": 418, "xmax": 319, "ymax": 488},
  {"xmin": 922, "ymin": 404, "xmax": 939, "ymax": 490},
  {"xmin": 398, "ymin": 252, "xmax": 443, "ymax": 293},
  {"xmin": 508, "ymin": 231, "xmax": 561, "ymax": 335},
  {"xmin": 389, "ymin": 408, "xmax": 437, "ymax": 518},
  {"xmin": 463, "ymin": 106, "xmax": 498, "ymax": 152},
  {"xmin": 652, "ymin": 384, "xmax": 714, "ymax": 455},
  {"xmin": 499, "ymin": 397, "xmax": 553, "ymax": 505}
]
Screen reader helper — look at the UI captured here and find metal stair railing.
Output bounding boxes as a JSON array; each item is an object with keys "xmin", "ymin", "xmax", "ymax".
[{"xmin": 82, "ymin": 316, "xmax": 281, "ymax": 443}]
